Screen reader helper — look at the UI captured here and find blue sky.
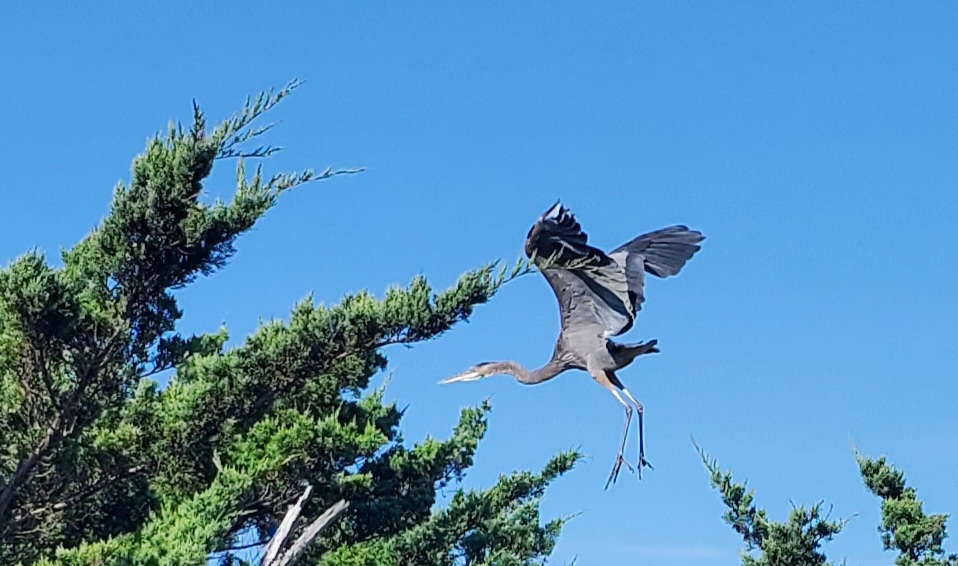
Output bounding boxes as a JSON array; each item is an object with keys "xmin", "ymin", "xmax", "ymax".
[{"xmin": 3, "ymin": 3, "xmax": 957, "ymax": 564}]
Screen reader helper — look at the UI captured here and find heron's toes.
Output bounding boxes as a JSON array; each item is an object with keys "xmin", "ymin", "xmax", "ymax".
[{"xmin": 604, "ymin": 455, "xmax": 635, "ymax": 489}]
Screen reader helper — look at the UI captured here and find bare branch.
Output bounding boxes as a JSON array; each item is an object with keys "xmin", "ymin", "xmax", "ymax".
[
  {"xmin": 260, "ymin": 485, "xmax": 313, "ymax": 566},
  {"xmin": 274, "ymin": 499, "xmax": 349, "ymax": 566},
  {"xmin": 258, "ymin": 484, "xmax": 348, "ymax": 566}
]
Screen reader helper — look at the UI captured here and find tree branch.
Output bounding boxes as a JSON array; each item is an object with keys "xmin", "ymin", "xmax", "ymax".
[
  {"xmin": 258, "ymin": 483, "xmax": 348, "ymax": 566},
  {"xmin": 50, "ymin": 465, "xmax": 146, "ymax": 513},
  {"xmin": 274, "ymin": 499, "xmax": 348, "ymax": 566},
  {"xmin": 260, "ymin": 485, "xmax": 313, "ymax": 566},
  {"xmin": 0, "ymin": 328, "xmax": 123, "ymax": 527}
]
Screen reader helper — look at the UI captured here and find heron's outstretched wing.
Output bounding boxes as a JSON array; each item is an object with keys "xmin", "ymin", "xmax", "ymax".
[
  {"xmin": 525, "ymin": 202, "xmax": 633, "ymax": 339},
  {"xmin": 609, "ymin": 225, "xmax": 705, "ymax": 313}
]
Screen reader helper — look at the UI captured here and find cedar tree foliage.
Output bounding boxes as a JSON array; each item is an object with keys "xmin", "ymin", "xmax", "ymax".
[
  {"xmin": 857, "ymin": 453, "xmax": 957, "ymax": 566},
  {"xmin": 0, "ymin": 82, "xmax": 579, "ymax": 565},
  {"xmin": 699, "ymin": 443, "xmax": 955, "ymax": 566}
]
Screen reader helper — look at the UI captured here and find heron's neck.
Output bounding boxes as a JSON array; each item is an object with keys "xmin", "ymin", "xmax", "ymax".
[{"xmin": 488, "ymin": 359, "xmax": 567, "ymax": 385}]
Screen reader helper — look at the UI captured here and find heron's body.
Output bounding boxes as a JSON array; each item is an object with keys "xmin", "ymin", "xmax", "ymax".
[{"xmin": 443, "ymin": 202, "xmax": 703, "ymax": 487}]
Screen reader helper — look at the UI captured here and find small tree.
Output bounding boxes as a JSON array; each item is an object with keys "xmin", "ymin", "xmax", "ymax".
[
  {"xmin": 858, "ymin": 454, "xmax": 957, "ymax": 566},
  {"xmin": 699, "ymin": 444, "xmax": 955, "ymax": 566},
  {"xmin": 698, "ymin": 445, "xmax": 845, "ymax": 566},
  {"xmin": 0, "ymin": 83, "xmax": 578, "ymax": 565}
]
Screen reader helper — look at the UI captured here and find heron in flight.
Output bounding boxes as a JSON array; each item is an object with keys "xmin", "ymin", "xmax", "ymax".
[{"xmin": 441, "ymin": 202, "xmax": 704, "ymax": 487}]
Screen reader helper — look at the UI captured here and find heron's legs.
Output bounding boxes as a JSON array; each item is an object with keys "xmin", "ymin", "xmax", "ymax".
[
  {"xmin": 604, "ymin": 391, "xmax": 634, "ymax": 490},
  {"xmin": 621, "ymin": 388, "xmax": 653, "ymax": 476},
  {"xmin": 591, "ymin": 370, "xmax": 634, "ymax": 489}
]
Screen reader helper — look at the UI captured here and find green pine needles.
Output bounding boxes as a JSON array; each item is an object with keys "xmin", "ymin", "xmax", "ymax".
[{"xmin": 0, "ymin": 83, "xmax": 578, "ymax": 565}]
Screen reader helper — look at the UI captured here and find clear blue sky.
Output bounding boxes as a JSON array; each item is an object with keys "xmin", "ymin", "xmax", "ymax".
[{"xmin": 3, "ymin": 3, "xmax": 957, "ymax": 564}]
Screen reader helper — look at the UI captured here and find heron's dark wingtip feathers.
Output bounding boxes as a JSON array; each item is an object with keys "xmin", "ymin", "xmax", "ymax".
[
  {"xmin": 525, "ymin": 201, "xmax": 591, "ymax": 260},
  {"xmin": 613, "ymin": 225, "xmax": 705, "ymax": 279},
  {"xmin": 543, "ymin": 201, "xmax": 581, "ymax": 232},
  {"xmin": 652, "ymin": 225, "xmax": 706, "ymax": 244},
  {"xmin": 545, "ymin": 199, "xmax": 563, "ymax": 217}
]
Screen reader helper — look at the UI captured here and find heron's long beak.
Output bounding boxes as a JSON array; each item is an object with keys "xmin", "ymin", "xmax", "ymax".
[{"xmin": 439, "ymin": 369, "xmax": 484, "ymax": 384}]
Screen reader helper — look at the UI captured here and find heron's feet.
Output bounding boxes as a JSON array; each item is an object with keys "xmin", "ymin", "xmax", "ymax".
[
  {"xmin": 637, "ymin": 455, "xmax": 654, "ymax": 480},
  {"xmin": 604, "ymin": 454, "xmax": 635, "ymax": 490}
]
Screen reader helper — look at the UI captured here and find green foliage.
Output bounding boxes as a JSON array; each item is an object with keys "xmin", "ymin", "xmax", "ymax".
[
  {"xmin": 857, "ymin": 453, "xmax": 957, "ymax": 566},
  {"xmin": 699, "ymin": 443, "xmax": 957, "ymax": 566},
  {"xmin": 697, "ymin": 444, "xmax": 845, "ymax": 566},
  {"xmin": 318, "ymin": 451, "xmax": 579, "ymax": 566},
  {"xmin": 0, "ymin": 84, "xmax": 576, "ymax": 565}
]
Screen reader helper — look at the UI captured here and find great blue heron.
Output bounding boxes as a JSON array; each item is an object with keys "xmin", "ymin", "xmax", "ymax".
[{"xmin": 441, "ymin": 202, "xmax": 704, "ymax": 488}]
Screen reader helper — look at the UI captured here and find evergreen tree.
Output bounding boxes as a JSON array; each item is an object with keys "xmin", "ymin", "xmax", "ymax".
[
  {"xmin": 699, "ymin": 444, "xmax": 955, "ymax": 566},
  {"xmin": 857, "ymin": 453, "xmax": 957, "ymax": 566},
  {"xmin": 698, "ymin": 445, "xmax": 845, "ymax": 566},
  {"xmin": 0, "ymin": 82, "xmax": 579, "ymax": 565}
]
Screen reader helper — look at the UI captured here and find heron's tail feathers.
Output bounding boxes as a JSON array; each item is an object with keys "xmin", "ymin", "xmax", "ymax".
[
  {"xmin": 613, "ymin": 226, "xmax": 705, "ymax": 279},
  {"xmin": 609, "ymin": 339, "xmax": 660, "ymax": 365}
]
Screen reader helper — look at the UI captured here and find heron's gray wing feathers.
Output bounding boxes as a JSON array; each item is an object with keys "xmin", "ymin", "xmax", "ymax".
[
  {"xmin": 609, "ymin": 226, "xmax": 704, "ymax": 312},
  {"xmin": 526, "ymin": 203, "xmax": 634, "ymax": 338},
  {"xmin": 539, "ymin": 268, "xmax": 633, "ymax": 341}
]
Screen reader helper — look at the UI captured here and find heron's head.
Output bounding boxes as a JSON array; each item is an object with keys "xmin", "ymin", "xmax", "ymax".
[{"xmin": 439, "ymin": 362, "xmax": 499, "ymax": 384}]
